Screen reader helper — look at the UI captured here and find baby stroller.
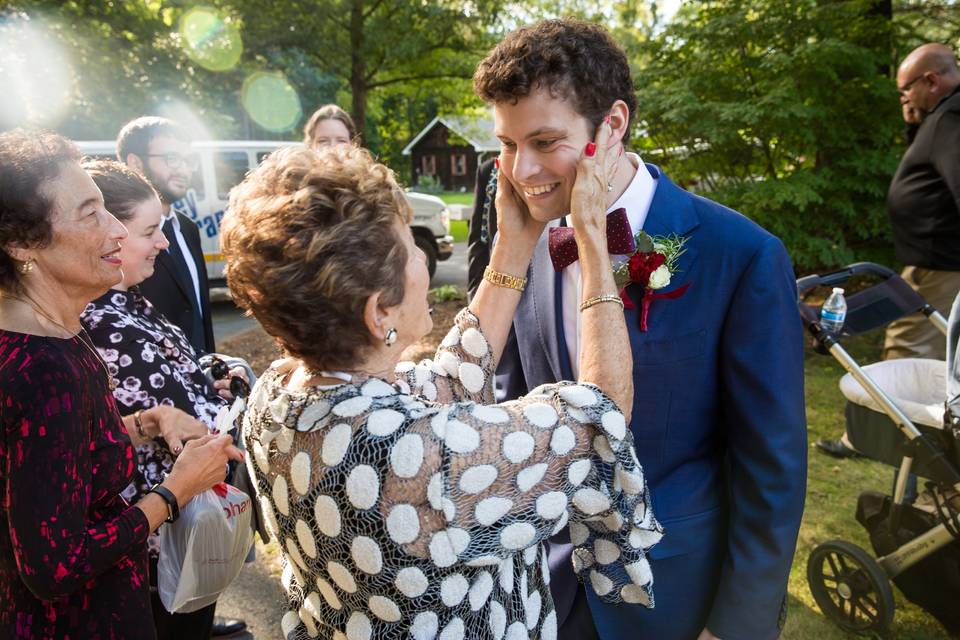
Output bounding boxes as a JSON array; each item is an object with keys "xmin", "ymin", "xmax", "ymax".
[{"xmin": 797, "ymin": 262, "xmax": 960, "ymax": 637}]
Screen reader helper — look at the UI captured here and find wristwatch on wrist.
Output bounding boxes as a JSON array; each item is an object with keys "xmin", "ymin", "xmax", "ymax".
[{"xmin": 148, "ymin": 484, "xmax": 180, "ymax": 523}]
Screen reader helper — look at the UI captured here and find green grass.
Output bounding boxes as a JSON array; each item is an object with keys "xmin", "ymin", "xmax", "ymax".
[
  {"xmin": 784, "ymin": 330, "xmax": 948, "ymax": 639},
  {"xmin": 449, "ymin": 219, "xmax": 468, "ymax": 243},
  {"xmin": 437, "ymin": 191, "xmax": 474, "ymax": 206}
]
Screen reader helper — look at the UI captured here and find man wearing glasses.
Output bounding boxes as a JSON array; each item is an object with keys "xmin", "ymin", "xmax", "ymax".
[
  {"xmin": 885, "ymin": 44, "xmax": 960, "ymax": 361},
  {"xmin": 116, "ymin": 117, "xmax": 216, "ymax": 356}
]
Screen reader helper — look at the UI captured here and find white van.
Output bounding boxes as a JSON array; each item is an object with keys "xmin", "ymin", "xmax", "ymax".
[{"xmin": 75, "ymin": 140, "xmax": 454, "ymax": 287}]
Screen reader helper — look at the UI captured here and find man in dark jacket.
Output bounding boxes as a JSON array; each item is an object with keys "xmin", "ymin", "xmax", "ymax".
[
  {"xmin": 117, "ymin": 117, "xmax": 216, "ymax": 355},
  {"xmin": 885, "ymin": 43, "xmax": 960, "ymax": 360}
]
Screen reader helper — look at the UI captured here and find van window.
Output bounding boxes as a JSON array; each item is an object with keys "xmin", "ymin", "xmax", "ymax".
[
  {"xmin": 214, "ymin": 151, "xmax": 251, "ymax": 199},
  {"xmin": 190, "ymin": 162, "xmax": 206, "ymax": 199}
]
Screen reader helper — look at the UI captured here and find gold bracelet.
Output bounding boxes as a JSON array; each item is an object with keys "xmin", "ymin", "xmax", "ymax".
[
  {"xmin": 134, "ymin": 409, "xmax": 147, "ymax": 439},
  {"xmin": 579, "ymin": 294, "xmax": 625, "ymax": 312},
  {"xmin": 484, "ymin": 266, "xmax": 527, "ymax": 292}
]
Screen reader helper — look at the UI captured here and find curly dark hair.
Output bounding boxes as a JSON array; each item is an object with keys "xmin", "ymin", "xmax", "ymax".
[
  {"xmin": 0, "ymin": 129, "xmax": 81, "ymax": 293},
  {"xmin": 222, "ymin": 145, "xmax": 411, "ymax": 371},
  {"xmin": 81, "ymin": 159, "xmax": 159, "ymax": 222},
  {"xmin": 473, "ymin": 18, "xmax": 637, "ymax": 144}
]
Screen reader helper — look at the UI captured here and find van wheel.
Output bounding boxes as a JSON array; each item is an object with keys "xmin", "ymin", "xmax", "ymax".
[{"xmin": 415, "ymin": 234, "xmax": 437, "ymax": 278}]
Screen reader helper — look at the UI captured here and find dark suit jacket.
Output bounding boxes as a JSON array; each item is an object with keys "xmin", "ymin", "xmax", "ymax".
[
  {"xmin": 138, "ymin": 211, "xmax": 215, "ymax": 354},
  {"xmin": 499, "ymin": 164, "xmax": 807, "ymax": 639},
  {"xmin": 467, "ymin": 158, "xmax": 499, "ymax": 300}
]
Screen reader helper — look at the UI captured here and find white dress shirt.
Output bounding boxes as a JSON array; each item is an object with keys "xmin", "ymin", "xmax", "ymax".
[
  {"xmin": 163, "ymin": 211, "xmax": 203, "ymax": 312},
  {"xmin": 560, "ymin": 153, "xmax": 657, "ymax": 378}
]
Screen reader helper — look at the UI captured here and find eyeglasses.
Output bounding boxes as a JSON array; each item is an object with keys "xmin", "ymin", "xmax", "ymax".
[
  {"xmin": 146, "ymin": 152, "xmax": 200, "ymax": 172},
  {"xmin": 209, "ymin": 356, "xmax": 250, "ymax": 398},
  {"xmin": 898, "ymin": 73, "xmax": 927, "ymax": 95}
]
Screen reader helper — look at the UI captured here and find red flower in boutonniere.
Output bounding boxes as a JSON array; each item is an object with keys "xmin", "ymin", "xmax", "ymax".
[{"xmin": 614, "ymin": 231, "xmax": 691, "ymax": 332}]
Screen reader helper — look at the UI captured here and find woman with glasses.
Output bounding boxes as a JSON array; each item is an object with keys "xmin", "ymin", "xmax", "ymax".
[{"xmin": 79, "ymin": 159, "xmax": 250, "ymax": 640}]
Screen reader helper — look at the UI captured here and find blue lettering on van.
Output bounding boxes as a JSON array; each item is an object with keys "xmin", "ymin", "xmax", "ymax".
[
  {"xmin": 171, "ymin": 189, "xmax": 200, "ymax": 221},
  {"xmin": 197, "ymin": 210, "xmax": 224, "ymax": 238}
]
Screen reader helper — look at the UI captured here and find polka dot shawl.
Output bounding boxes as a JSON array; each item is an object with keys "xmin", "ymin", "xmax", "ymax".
[{"xmin": 242, "ymin": 309, "xmax": 661, "ymax": 640}]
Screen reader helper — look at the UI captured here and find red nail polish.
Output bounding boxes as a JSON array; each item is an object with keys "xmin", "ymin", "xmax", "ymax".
[
  {"xmin": 494, "ymin": 158, "xmax": 500, "ymax": 170},
  {"xmin": 585, "ymin": 142, "xmax": 597, "ymax": 157}
]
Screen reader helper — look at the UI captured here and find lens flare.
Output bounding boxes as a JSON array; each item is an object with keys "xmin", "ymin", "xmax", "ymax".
[
  {"xmin": 242, "ymin": 72, "xmax": 303, "ymax": 133},
  {"xmin": 0, "ymin": 17, "xmax": 73, "ymax": 128},
  {"xmin": 178, "ymin": 6, "xmax": 242, "ymax": 72}
]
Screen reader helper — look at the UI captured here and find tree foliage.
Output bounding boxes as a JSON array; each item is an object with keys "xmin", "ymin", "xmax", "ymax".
[
  {"xmin": 221, "ymin": 0, "xmax": 502, "ymax": 144},
  {"xmin": 634, "ymin": 0, "xmax": 906, "ymax": 271}
]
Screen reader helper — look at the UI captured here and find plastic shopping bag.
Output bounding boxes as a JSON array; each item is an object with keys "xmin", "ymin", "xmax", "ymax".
[{"xmin": 158, "ymin": 482, "xmax": 254, "ymax": 613}]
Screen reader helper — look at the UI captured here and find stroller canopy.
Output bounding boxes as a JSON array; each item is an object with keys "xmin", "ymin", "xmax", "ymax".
[{"xmin": 840, "ymin": 359, "xmax": 946, "ymax": 429}]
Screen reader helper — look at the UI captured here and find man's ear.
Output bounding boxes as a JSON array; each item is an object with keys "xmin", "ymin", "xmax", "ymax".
[
  {"xmin": 607, "ymin": 100, "xmax": 631, "ymax": 148},
  {"xmin": 362, "ymin": 291, "xmax": 389, "ymax": 343},
  {"xmin": 125, "ymin": 153, "xmax": 144, "ymax": 173}
]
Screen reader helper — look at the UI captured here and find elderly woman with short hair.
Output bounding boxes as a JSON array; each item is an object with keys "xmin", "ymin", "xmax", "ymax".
[
  {"xmin": 79, "ymin": 159, "xmax": 250, "ymax": 639},
  {"xmin": 224, "ymin": 128, "xmax": 661, "ymax": 639},
  {"xmin": 0, "ymin": 130, "xmax": 243, "ymax": 638}
]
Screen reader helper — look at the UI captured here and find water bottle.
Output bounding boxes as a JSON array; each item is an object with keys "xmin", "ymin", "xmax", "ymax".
[{"xmin": 820, "ymin": 287, "xmax": 847, "ymax": 335}]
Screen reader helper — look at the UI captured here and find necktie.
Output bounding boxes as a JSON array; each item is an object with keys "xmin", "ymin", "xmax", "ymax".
[{"xmin": 547, "ymin": 208, "xmax": 636, "ymax": 272}]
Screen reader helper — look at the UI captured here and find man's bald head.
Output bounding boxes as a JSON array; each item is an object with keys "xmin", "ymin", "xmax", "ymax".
[
  {"xmin": 897, "ymin": 44, "xmax": 960, "ymax": 114},
  {"xmin": 900, "ymin": 43, "xmax": 958, "ymax": 78}
]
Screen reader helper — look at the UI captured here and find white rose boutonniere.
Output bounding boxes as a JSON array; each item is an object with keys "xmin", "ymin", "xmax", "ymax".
[{"xmin": 647, "ymin": 265, "xmax": 671, "ymax": 290}]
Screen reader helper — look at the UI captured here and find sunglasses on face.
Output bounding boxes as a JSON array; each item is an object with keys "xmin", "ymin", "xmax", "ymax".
[{"xmin": 209, "ymin": 356, "xmax": 250, "ymax": 398}]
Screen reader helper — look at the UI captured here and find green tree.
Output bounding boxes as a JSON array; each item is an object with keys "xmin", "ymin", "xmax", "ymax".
[
  {"xmin": 634, "ymin": 0, "xmax": 903, "ymax": 271},
  {"xmin": 223, "ymin": 0, "xmax": 502, "ymax": 144},
  {"xmin": 0, "ymin": 1, "xmax": 251, "ymax": 139}
]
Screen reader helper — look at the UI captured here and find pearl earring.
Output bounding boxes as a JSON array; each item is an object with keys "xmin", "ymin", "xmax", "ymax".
[
  {"xmin": 18, "ymin": 259, "xmax": 34, "ymax": 275},
  {"xmin": 384, "ymin": 327, "xmax": 398, "ymax": 347}
]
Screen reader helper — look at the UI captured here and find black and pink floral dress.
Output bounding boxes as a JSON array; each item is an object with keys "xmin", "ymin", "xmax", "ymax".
[{"xmin": 0, "ymin": 331, "xmax": 153, "ymax": 639}]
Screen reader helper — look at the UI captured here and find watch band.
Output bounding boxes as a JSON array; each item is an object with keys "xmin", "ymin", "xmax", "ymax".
[
  {"xmin": 148, "ymin": 484, "xmax": 180, "ymax": 523},
  {"xmin": 483, "ymin": 266, "xmax": 527, "ymax": 292}
]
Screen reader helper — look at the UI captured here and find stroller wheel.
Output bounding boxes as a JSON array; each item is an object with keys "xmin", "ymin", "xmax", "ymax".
[{"xmin": 807, "ymin": 540, "xmax": 895, "ymax": 635}]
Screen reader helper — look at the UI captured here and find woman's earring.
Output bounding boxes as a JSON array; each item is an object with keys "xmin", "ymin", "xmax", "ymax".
[
  {"xmin": 18, "ymin": 259, "xmax": 34, "ymax": 275},
  {"xmin": 384, "ymin": 327, "xmax": 398, "ymax": 347}
]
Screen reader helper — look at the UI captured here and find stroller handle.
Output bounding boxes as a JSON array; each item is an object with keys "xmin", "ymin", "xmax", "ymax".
[{"xmin": 796, "ymin": 262, "xmax": 899, "ymax": 297}]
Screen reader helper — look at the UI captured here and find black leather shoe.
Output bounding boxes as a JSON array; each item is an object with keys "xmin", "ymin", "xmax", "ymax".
[
  {"xmin": 815, "ymin": 438, "xmax": 861, "ymax": 459},
  {"xmin": 211, "ymin": 617, "xmax": 247, "ymax": 637}
]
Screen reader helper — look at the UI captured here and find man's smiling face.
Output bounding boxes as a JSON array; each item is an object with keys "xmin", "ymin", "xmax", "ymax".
[{"xmin": 494, "ymin": 86, "xmax": 594, "ymax": 222}]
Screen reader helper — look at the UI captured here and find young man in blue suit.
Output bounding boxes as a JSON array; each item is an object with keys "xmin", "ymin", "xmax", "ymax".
[{"xmin": 471, "ymin": 19, "xmax": 807, "ymax": 640}]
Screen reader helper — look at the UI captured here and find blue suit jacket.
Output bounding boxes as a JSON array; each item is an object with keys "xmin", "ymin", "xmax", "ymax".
[{"xmin": 497, "ymin": 164, "xmax": 807, "ymax": 639}]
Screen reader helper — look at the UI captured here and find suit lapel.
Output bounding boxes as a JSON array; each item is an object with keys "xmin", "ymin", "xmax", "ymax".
[
  {"xmin": 526, "ymin": 229, "xmax": 564, "ymax": 381},
  {"xmin": 639, "ymin": 164, "xmax": 700, "ymax": 290},
  {"xmin": 154, "ymin": 249, "xmax": 194, "ymax": 304}
]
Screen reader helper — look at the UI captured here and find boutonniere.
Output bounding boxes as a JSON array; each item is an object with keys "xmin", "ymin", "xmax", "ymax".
[{"xmin": 613, "ymin": 232, "xmax": 691, "ymax": 332}]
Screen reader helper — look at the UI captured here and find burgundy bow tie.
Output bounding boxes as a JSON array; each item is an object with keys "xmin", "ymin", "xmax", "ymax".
[{"xmin": 548, "ymin": 208, "xmax": 636, "ymax": 272}]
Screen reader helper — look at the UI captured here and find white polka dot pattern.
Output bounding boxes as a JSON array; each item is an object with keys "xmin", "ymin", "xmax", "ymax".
[
  {"xmin": 351, "ymin": 536, "xmax": 383, "ymax": 575},
  {"xmin": 395, "ymin": 566, "xmax": 429, "ymax": 598},
  {"xmin": 345, "ymin": 465, "xmax": 379, "ymax": 510},
  {"xmin": 475, "ymin": 496, "xmax": 513, "ymax": 526},
  {"xmin": 386, "ymin": 503, "xmax": 420, "ymax": 544},
  {"xmin": 389, "ymin": 433, "xmax": 423, "ymax": 478},
  {"xmin": 243, "ymin": 308, "xmax": 660, "ymax": 640},
  {"xmin": 290, "ymin": 451, "xmax": 311, "ymax": 495},
  {"xmin": 502, "ymin": 430, "xmax": 535, "ymax": 463}
]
